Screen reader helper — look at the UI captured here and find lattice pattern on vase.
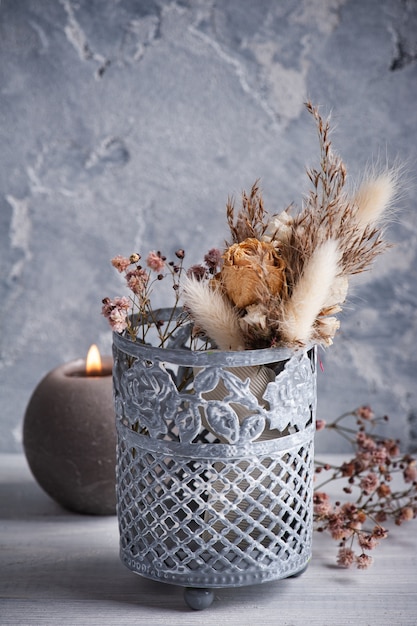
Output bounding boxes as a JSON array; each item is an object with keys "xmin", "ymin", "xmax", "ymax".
[{"xmin": 116, "ymin": 427, "xmax": 314, "ymax": 587}]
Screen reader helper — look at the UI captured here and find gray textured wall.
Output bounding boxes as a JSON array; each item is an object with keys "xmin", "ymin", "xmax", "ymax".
[{"xmin": 1, "ymin": 0, "xmax": 416, "ymax": 453}]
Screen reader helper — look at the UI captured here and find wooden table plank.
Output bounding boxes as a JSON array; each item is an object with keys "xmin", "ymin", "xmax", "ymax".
[{"xmin": 1, "ymin": 454, "xmax": 416, "ymax": 625}]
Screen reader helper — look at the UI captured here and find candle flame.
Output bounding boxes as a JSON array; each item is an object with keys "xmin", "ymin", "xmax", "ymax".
[{"xmin": 86, "ymin": 344, "xmax": 102, "ymax": 375}]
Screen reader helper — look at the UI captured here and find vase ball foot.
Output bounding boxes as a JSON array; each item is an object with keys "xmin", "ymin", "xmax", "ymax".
[{"xmin": 184, "ymin": 587, "xmax": 215, "ymax": 610}]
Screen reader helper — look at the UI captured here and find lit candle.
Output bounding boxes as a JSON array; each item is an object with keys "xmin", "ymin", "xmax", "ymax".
[
  {"xmin": 85, "ymin": 343, "xmax": 104, "ymax": 376},
  {"xmin": 23, "ymin": 345, "xmax": 116, "ymax": 515}
]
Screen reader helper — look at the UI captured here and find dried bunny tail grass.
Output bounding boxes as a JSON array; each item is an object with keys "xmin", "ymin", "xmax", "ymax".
[
  {"xmin": 280, "ymin": 239, "xmax": 341, "ymax": 345},
  {"xmin": 181, "ymin": 276, "xmax": 245, "ymax": 351},
  {"xmin": 337, "ymin": 162, "xmax": 403, "ymax": 275},
  {"xmin": 352, "ymin": 166, "xmax": 400, "ymax": 230}
]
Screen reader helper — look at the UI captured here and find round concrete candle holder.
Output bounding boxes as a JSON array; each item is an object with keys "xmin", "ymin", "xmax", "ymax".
[{"xmin": 23, "ymin": 354, "xmax": 117, "ymax": 515}]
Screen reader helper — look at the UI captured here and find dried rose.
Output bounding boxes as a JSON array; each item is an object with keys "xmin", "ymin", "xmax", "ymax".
[{"xmin": 215, "ymin": 238, "xmax": 286, "ymax": 309}]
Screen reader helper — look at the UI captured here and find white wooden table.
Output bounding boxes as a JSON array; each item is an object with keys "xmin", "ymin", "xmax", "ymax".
[{"xmin": 1, "ymin": 453, "xmax": 416, "ymax": 626}]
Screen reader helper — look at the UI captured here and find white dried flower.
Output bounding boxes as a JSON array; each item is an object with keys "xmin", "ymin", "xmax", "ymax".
[
  {"xmin": 239, "ymin": 304, "xmax": 268, "ymax": 332},
  {"xmin": 262, "ymin": 210, "xmax": 293, "ymax": 245},
  {"xmin": 314, "ymin": 316, "xmax": 340, "ymax": 346},
  {"xmin": 323, "ymin": 275, "xmax": 349, "ymax": 310}
]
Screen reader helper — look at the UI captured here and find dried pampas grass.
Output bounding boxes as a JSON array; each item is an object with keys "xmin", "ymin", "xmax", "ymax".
[
  {"xmin": 181, "ymin": 276, "xmax": 245, "ymax": 351},
  {"xmin": 226, "ymin": 180, "xmax": 270, "ymax": 246}
]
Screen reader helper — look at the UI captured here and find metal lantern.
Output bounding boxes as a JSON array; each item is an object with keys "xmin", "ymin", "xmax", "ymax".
[{"xmin": 112, "ymin": 310, "xmax": 316, "ymax": 610}]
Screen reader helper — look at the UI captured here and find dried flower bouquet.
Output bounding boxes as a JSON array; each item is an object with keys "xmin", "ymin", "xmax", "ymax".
[
  {"xmin": 104, "ymin": 102, "xmax": 398, "ymax": 351},
  {"xmin": 183, "ymin": 103, "xmax": 397, "ymax": 351}
]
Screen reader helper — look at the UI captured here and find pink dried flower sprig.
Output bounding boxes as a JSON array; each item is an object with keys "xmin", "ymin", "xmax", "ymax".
[
  {"xmin": 103, "ymin": 247, "xmax": 222, "ymax": 348},
  {"xmin": 101, "ymin": 296, "xmax": 130, "ymax": 333},
  {"xmin": 102, "ymin": 249, "xmax": 187, "ymax": 346},
  {"xmin": 314, "ymin": 407, "xmax": 417, "ymax": 569},
  {"xmin": 146, "ymin": 250, "xmax": 166, "ymax": 273}
]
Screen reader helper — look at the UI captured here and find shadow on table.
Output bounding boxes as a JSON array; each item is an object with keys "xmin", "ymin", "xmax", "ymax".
[
  {"xmin": 42, "ymin": 551, "xmax": 291, "ymax": 613},
  {"xmin": 0, "ymin": 475, "xmax": 71, "ymax": 519},
  {"xmin": 0, "ymin": 456, "xmax": 116, "ymax": 520}
]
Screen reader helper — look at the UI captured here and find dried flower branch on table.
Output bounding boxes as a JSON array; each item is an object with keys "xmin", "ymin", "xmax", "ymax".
[{"xmin": 314, "ymin": 407, "xmax": 417, "ymax": 568}]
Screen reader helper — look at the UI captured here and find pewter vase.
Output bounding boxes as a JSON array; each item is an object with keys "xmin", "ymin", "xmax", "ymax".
[{"xmin": 112, "ymin": 309, "xmax": 316, "ymax": 609}]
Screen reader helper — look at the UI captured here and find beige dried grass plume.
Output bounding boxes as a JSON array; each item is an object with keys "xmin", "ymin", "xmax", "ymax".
[
  {"xmin": 181, "ymin": 275, "xmax": 245, "ymax": 351},
  {"xmin": 280, "ymin": 239, "xmax": 341, "ymax": 346},
  {"xmin": 352, "ymin": 168, "xmax": 398, "ymax": 230}
]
